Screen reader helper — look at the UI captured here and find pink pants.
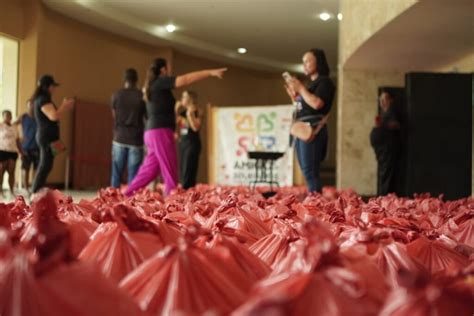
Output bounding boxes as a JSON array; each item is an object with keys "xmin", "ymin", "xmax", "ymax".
[{"xmin": 125, "ymin": 128, "xmax": 178, "ymax": 196}]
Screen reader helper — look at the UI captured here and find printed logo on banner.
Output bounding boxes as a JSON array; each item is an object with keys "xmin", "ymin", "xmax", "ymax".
[{"xmin": 216, "ymin": 105, "xmax": 294, "ymax": 186}]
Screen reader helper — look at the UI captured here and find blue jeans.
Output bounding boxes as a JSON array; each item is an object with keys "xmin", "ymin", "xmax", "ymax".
[
  {"xmin": 295, "ymin": 127, "xmax": 328, "ymax": 193},
  {"xmin": 111, "ymin": 142, "xmax": 144, "ymax": 188}
]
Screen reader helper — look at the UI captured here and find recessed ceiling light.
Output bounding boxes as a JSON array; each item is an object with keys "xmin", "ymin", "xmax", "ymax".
[
  {"xmin": 237, "ymin": 48, "xmax": 247, "ymax": 54},
  {"xmin": 319, "ymin": 12, "xmax": 332, "ymax": 21},
  {"xmin": 337, "ymin": 13, "xmax": 343, "ymax": 21},
  {"xmin": 165, "ymin": 24, "xmax": 176, "ymax": 33}
]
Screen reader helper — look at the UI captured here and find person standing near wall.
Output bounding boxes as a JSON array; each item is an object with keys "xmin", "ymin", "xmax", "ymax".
[
  {"xmin": 370, "ymin": 90, "xmax": 401, "ymax": 196},
  {"xmin": 14, "ymin": 100, "xmax": 39, "ymax": 193},
  {"xmin": 110, "ymin": 68, "xmax": 147, "ymax": 188},
  {"xmin": 176, "ymin": 90, "xmax": 202, "ymax": 190},
  {"xmin": 125, "ymin": 58, "xmax": 226, "ymax": 196},
  {"xmin": 31, "ymin": 75, "xmax": 75, "ymax": 193},
  {"xmin": 285, "ymin": 48, "xmax": 335, "ymax": 193},
  {"xmin": 0, "ymin": 110, "xmax": 22, "ymax": 197}
]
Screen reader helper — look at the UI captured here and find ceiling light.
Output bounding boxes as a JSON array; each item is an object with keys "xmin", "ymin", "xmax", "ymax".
[
  {"xmin": 337, "ymin": 13, "xmax": 343, "ymax": 21},
  {"xmin": 319, "ymin": 12, "xmax": 332, "ymax": 21},
  {"xmin": 237, "ymin": 48, "xmax": 247, "ymax": 54},
  {"xmin": 165, "ymin": 24, "xmax": 176, "ymax": 33}
]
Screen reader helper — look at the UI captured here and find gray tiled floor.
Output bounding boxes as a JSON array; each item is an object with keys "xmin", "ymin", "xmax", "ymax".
[{"xmin": 0, "ymin": 189, "xmax": 98, "ymax": 203}]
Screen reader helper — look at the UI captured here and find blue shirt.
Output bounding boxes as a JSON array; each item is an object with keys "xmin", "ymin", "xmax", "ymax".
[{"xmin": 21, "ymin": 113, "xmax": 38, "ymax": 150}]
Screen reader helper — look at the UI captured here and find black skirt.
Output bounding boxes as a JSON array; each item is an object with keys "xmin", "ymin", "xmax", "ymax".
[{"xmin": 0, "ymin": 150, "xmax": 19, "ymax": 162}]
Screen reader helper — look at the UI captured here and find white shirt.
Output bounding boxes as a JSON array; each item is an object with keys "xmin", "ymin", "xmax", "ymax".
[{"xmin": 0, "ymin": 123, "xmax": 19, "ymax": 153}]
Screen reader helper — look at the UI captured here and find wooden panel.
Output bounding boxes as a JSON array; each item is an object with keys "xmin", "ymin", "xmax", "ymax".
[
  {"xmin": 207, "ymin": 104, "xmax": 217, "ymax": 184},
  {"xmin": 72, "ymin": 100, "xmax": 113, "ymax": 189}
]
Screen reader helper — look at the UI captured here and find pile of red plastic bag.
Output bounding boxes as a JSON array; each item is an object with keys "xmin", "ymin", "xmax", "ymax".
[{"xmin": 1, "ymin": 185, "xmax": 473, "ymax": 315}]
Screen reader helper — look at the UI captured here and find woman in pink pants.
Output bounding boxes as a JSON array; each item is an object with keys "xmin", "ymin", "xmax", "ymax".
[{"xmin": 125, "ymin": 58, "xmax": 226, "ymax": 196}]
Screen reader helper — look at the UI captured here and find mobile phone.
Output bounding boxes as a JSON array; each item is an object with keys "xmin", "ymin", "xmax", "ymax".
[{"xmin": 282, "ymin": 71, "xmax": 292, "ymax": 82}]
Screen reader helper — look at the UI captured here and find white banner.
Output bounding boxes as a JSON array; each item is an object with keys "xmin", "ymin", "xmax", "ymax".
[{"xmin": 215, "ymin": 105, "xmax": 294, "ymax": 186}]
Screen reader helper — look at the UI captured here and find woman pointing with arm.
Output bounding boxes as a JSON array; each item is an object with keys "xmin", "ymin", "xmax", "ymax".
[{"xmin": 125, "ymin": 58, "xmax": 226, "ymax": 196}]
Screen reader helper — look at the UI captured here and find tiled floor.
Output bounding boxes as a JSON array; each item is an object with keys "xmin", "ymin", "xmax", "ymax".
[{"xmin": 0, "ymin": 189, "xmax": 98, "ymax": 203}]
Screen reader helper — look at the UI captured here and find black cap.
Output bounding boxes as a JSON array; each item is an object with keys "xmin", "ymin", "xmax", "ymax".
[{"xmin": 38, "ymin": 74, "xmax": 60, "ymax": 88}]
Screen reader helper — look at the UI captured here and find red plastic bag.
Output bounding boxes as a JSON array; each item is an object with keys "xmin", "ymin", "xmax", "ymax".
[
  {"xmin": 60, "ymin": 211, "xmax": 98, "ymax": 258},
  {"xmin": 234, "ymin": 270, "xmax": 384, "ymax": 316},
  {"xmin": 370, "ymin": 243, "xmax": 427, "ymax": 287},
  {"xmin": 0, "ymin": 240, "xmax": 49, "ymax": 316},
  {"xmin": 20, "ymin": 191, "xmax": 73, "ymax": 275},
  {"xmin": 379, "ymin": 271, "xmax": 474, "ymax": 316},
  {"xmin": 441, "ymin": 218, "xmax": 474, "ymax": 247},
  {"xmin": 406, "ymin": 236, "xmax": 469, "ymax": 275},
  {"xmin": 38, "ymin": 262, "xmax": 143, "ymax": 316},
  {"xmin": 120, "ymin": 241, "xmax": 247, "ymax": 315},
  {"xmin": 79, "ymin": 222, "xmax": 163, "ymax": 282},
  {"xmin": 250, "ymin": 220, "xmax": 299, "ymax": 269},
  {"xmin": 206, "ymin": 233, "xmax": 271, "ymax": 285}
]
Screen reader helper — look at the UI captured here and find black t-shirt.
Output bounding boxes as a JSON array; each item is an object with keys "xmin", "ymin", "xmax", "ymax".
[
  {"xmin": 146, "ymin": 76, "xmax": 177, "ymax": 130},
  {"xmin": 34, "ymin": 94, "xmax": 59, "ymax": 144},
  {"xmin": 111, "ymin": 87, "xmax": 146, "ymax": 146},
  {"xmin": 295, "ymin": 76, "xmax": 335, "ymax": 119},
  {"xmin": 178, "ymin": 109, "xmax": 200, "ymax": 142},
  {"xmin": 370, "ymin": 106, "xmax": 401, "ymax": 151}
]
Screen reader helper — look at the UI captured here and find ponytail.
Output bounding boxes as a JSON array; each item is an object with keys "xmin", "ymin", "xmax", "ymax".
[{"xmin": 143, "ymin": 58, "xmax": 167, "ymax": 102}]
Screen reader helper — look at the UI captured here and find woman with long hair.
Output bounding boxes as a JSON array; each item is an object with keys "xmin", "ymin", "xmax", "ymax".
[
  {"xmin": 176, "ymin": 90, "xmax": 202, "ymax": 189},
  {"xmin": 125, "ymin": 58, "xmax": 226, "ymax": 196},
  {"xmin": 31, "ymin": 75, "xmax": 74, "ymax": 193},
  {"xmin": 285, "ymin": 49, "xmax": 335, "ymax": 193}
]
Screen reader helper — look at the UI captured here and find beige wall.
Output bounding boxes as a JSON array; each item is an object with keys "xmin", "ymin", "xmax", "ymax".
[
  {"xmin": 438, "ymin": 53, "xmax": 474, "ymax": 73},
  {"xmin": 0, "ymin": 0, "xmax": 24, "ymax": 39},
  {"xmin": 339, "ymin": 0, "xmax": 417, "ymax": 65},
  {"xmin": 1, "ymin": 37, "xmax": 19, "ymax": 114}
]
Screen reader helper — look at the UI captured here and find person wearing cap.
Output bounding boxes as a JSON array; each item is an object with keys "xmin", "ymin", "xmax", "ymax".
[
  {"xmin": 124, "ymin": 58, "xmax": 227, "ymax": 196},
  {"xmin": 110, "ymin": 68, "xmax": 147, "ymax": 188},
  {"xmin": 0, "ymin": 110, "xmax": 22, "ymax": 197},
  {"xmin": 31, "ymin": 74, "xmax": 75, "ymax": 193}
]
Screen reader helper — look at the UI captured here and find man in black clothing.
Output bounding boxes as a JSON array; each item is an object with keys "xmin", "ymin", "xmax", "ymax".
[
  {"xmin": 370, "ymin": 90, "xmax": 401, "ymax": 196},
  {"xmin": 110, "ymin": 68, "xmax": 147, "ymax": 188}
]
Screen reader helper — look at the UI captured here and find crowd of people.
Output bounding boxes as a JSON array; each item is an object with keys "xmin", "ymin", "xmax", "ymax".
[{"xmin": 0, "ymin": 48, "xmax": 356, "ymax": 198}]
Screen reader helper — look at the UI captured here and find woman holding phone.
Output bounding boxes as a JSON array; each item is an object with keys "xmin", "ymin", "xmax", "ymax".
[
  {"xmin": 284, "ymin": 49, "xmax": 335, "ymax": 193},
  {"xmin": 31, "ymin": 75, "xmax": 74, "ymax": 193}
]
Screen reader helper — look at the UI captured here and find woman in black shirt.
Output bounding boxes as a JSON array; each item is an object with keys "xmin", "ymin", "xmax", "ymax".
[
  {"xmin": 285, "ymin": 49, "xmax": 335, "ymax": 193},
  {"xmin": 31, "ymin": 75, "xmax": 74, "ymax": 193},
  {"xmin": 125, "ymin": 58, "xmax": 226, "ymax": 196},
  {"xmin": 176, "ymin": 90, "xmax": 202, "ymax": 189},
  {"xmin": 370, "ymin": 90, "xmax": 401, "ymax": 195}
]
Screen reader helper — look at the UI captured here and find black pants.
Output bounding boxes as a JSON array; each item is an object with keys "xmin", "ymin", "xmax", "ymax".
[
  {"xmin": 375, "ymin": 145, "xmax": 399, "ymax": 196},
  {"xmin": 179, "ymin": 138, "xmax": 201, "ymax": 189},
  {"xmin": 32, "ymin": 139, "xmax": 54, "ymax": 193}
]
